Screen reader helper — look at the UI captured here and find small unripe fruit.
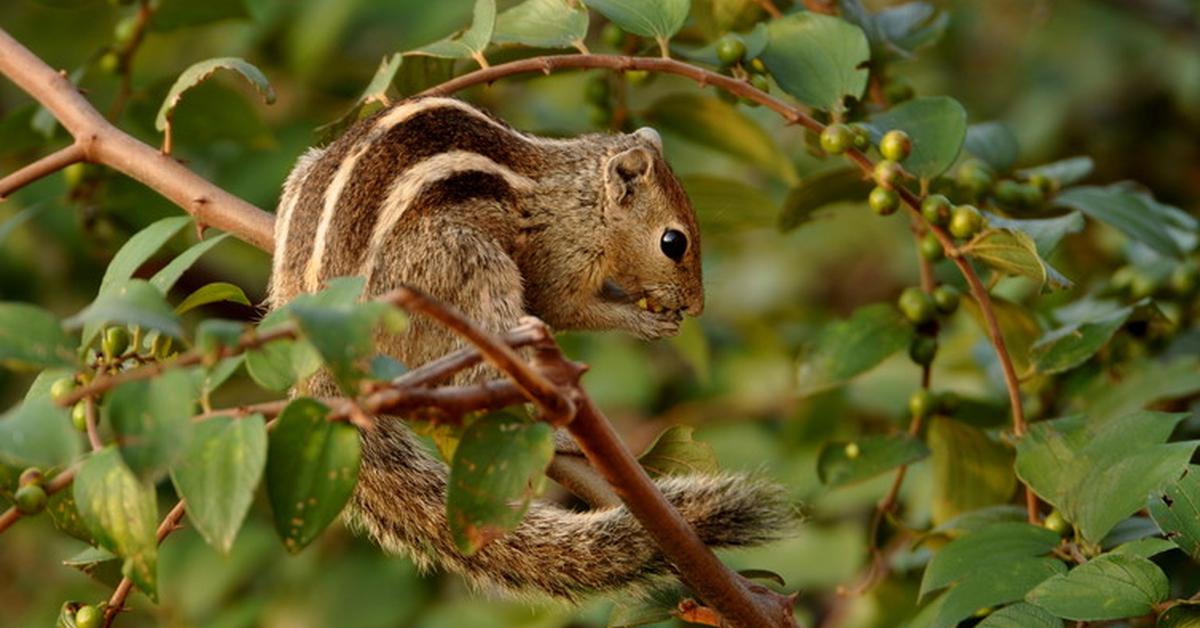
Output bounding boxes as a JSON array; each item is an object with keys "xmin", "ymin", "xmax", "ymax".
[
  {"xmin": 879, "ymin": 130, "xmax": 912, "ymax": 162},
  {"xmin": 715, "ymin": 35, "xmax": 747, "ymax": 66},
  {"xmin": 14, "ymin": 484, "xmax": 47, "ymax": 515},
  {"xmin": 921, "ymin": 194, "xmax": 952, "ymax": 226},
  {"xmin": 909, "ymin": 389, "xmax": 936, "ymax": 419},
  {"xmin": 1170, "ymin": 264, "xmax": 1198, "ymax": 296},
  {"xmin": 102, "ymin": 326, "xmax": 130, "ymax": 360},
  {"xmin": 932, "ymin": 285, "xmax": 961, "ymax": 314},
  {"xmin": 625, "ymin": 69, "xmax": 650, "ymax": 85},
  {"xmin": 873, "ymin": 159, "xmax": 904, "ymax": 189},
  {"xmin": 1017, "ymin": 183, "xmax": 1044, "ymax": 208},
  {"xmin": 909, "ymin": 335, "xmax": 938, "ymax": 366},
  {"xmin": 898, "ymin": 287, "xmax": 936, "ymax": 325},
  {"xmin": 956, "ymin": 159, "xmax": 994, "ymax": 198},
  {"xmin": 98, "ymin": 52, "xmax": 120, "ymax": 74},
  {"xmin": 1111, "ymin": 266, "xmax": 1137, "ymax": 292},
  {"xmin": 113, "ymin": 15, "xmax": 137, "ymax": 44},
  {"xmin": 75, "ymin": 605, "xmax": 101, "ymax": 628},
  {"xmin": 50, "ymin": 377, "xmax": 76, "ymax": 403},
  {"xmin": 750, "ymin": 58, "xmax": 766, "ymax": 73},
  {"xmin": 72, "ymin": 402, "xmax": 88, "ymax": 432},
  {"xmin": 601, "ymin": 23, "xmax": 625, "ymax": 48},
  {"xmin": 919, "ymin": 233, "xmax": 944, "ymax": 261},
  {"xmin": 868, "ymin": 186, "xmax": 899, "ymax": 216},
  {"xmin": 993, "ymin": 179, "xmax": 1022, "ymax": 206},
  {"xmin": 1028, "ymin": 173, "xmax": 1055, "ymax": 196},
  {"xmin": 749, "ymin": 73, "xmax": 770, "ymax": 93},
  {"xmin": 1043, "ymin": 510, "xmax": 1069, "ymax": 535},
  {"xmin": 585, "ymin": 76, "xmax": 610, "ymax": 105},
  {"xmin": 18, "ymin": 467, "xmax": 44, "ymax": 487},
  {"xmin": 819, "ymin": 123, "xmax": 854, "ymax": 155},
  {"xmin": 63, "ymin": 162, "xmax": 86, "ymax": 188},
  {"xmin": 1130, "ymin": 272, "xmax": 1160, "ymax": 300},
  {"xmin": 850, "ymin": 124, "xmax": 871, "ymax": 151},
  {"xmin": 844, "ymin": 442, "xmax": 860, "ymax": 459},
  {"xmin": 948, "ymin": 205, "xmax": 984, "ymax": 240}
]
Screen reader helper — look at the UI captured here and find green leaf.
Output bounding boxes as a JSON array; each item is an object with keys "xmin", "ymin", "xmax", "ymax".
[
  {"xmin": 266, "ymin": 398, "xmax": 360, "ymax": 553},
  {"xmin": 643, "ymin": 93, "xmax": 797, "ymax": 184},
  {"xmin": 493, "ymin": 0, "xmax": 588, "ymax": 49},
  {"xmin": 47, "ymin": 483, "xmax": 94, "ymax": 543},
  {"xmin": 244, "ymin": 308, "xmax": 318, "ymax": 392},
  {"xmin": 151, "ymin": 0, "xmax": 249, "ymax": 30},
  {"xmin": 171, "ymin": 415, "xmax": 267, "ymax": 554},
  {"xmin": 411, "ymin": 0, "xmax": 496, "ymax": 62},
  {"xmin": 175, "ymin": 281, "xmax": 251, "ymax": 315},
  {"xmin": 587, "ymin": 0, "xmax": 689, "ymax": 42},
  {"xmin": 866, "ymin": 96, "xmax": 967, "ymax": 178},
  {"xmin": 983, "ymin": 212, "xmax": 1085, "ymax": 256},
  {"xmin": 963, "ymin": 228, "xmax": 1071, "ymax": 290},
  {"xmin": 1025, "ymin": 553, "xmax": 1168, "ymax": 620},
  {"xmin": 1149, "ymin": 465, "xmax": 1200, "ymax": 560},
  {"xmin": 965, "ymin": 122, "xmax": 1020, "ymax": 173},
  {"xmin": 681, "ymin": 175, "xmax": 778, "ymax": 237},
  {"xmin": 447, "ymin": 411, "xmax": 554, "ymax": 555},
  {"xmin": 977, "ymin": 603, "xmax": 1061, "ymax": 628},
  {"xmin": 1015, "ymin": 410, "xmax": 1197, "ymax": 542},
  {"xmin": 778, "ymin": 167, "xmax": 873, "ymax": 231},
  {"xmin": 1084, "ymin": 357, "xmax": 1200, "ymax": 424},
  {"xmin": 73, "ymin": 448, "xmax": 160, "ymax": 600},
  {"xmin": 149, "ymin": 233, "xmax": 231, "ymax": 294},
  {"xmin": 673, "ymin": 23, "xmax": 769, "ymax": 66},
  {"xmin": 1056, "ymin": 184, "xmax": 1196, "ymax": 259},
  {"xmin": 921, "ymin": 522, "xmax": 1060, "ymax": 598},
  {"xmin": 961, "ymin": 296, "xmax": 1041, "ymax": 376},
  {"xmin": 638, "ymin": 426, "xmax": 720, "ymax": 477},
  {"xmin": 1110, "ymin": 536, "xmax": 1176, "ymax": 559},
  {"xmin": 796, "ymin": 304, "xmax": 914, "ymax": 397},
  {"xmin": 105, "ymin": 370, "xmax": 194, "ymax": 480},
  {"xmin": 1018, "ymin": 156, "xmax": 1093, "ymax": 187},
  {"xmin": 924, "ymin": 505, "xmax": 1027, "ymax": 541},
  {"xmin": 760, "ymin": 12, "xmax": 870, "ymax": 111},
  {"xmin": 67, "ymin": 279, "xmax": 183, "ymax": 340},
  {"xmin": 0, "ymin": 303, "xmax": 75, "ymax": 369},
  {"xmin": 1029, "ymin": 304, "xmax": 1133, "ymax": 374},
  {"xmin": 156, "ymin": 57, "xmax": 276, "ymax": 133},
  {"xmin": 63, "ymin": 546, "xmax": 124, "ymax": 588},
  {"xmin": 871, "ymin": 2, "xmax": 948, "ymax": 58},
  {"xmin": 289, "ymin": 301, "xmax": 395, "ymax": 394},
  {"xmin": 934, "ymin": 558, "xmax": 1065, "ymax": 628},
  {"xmin": 817, "ymin": 434, "xmax": 929, "ymax": 487},
  {"xmin": 0, "ymin": 397, "xmax": 81, "ymax": 470},
  {"xmin": 1161, "ymin": 601, "xmax": 1200, "ymax": 627},
  {"xmin": 928, "ymin": 417, "xmax": 1016, "ymax": 525}
]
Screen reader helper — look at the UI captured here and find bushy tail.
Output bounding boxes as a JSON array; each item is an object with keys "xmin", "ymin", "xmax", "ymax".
[{"xmin": 347, "ymin": 421, "xmax": 797, "ymax": 601}]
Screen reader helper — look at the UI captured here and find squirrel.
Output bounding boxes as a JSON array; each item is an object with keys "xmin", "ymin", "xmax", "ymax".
[{"xmin": 267, "ymin": 96, "xmax": 794, "ymax": 601}]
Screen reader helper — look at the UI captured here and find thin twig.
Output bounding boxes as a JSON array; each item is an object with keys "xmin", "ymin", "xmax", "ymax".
[
  {"xmin": 106, "ymin": 0, "xmax": 155, "ymax": 120},
  {"xmin": 102, "ymin": 499, "xmax": 186, "ymax": 627},
  {"xmin": 0, "ymin": 142, "xmax": 85, "ymax": 200},
  {"xmin": 84, "ymin": 395, "xmax": 103, "ymax": 451}
]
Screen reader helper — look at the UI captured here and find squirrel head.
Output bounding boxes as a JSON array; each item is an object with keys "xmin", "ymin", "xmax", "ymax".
[{"xmin": 598, "ymin": 127, "xmax": 704, "ymax": 339}]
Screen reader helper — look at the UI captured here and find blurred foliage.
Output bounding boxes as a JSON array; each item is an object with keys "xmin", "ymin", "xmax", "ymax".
[{"xmin": 2, "ymin": 0, "xmax": 1200, "ymax": 627}]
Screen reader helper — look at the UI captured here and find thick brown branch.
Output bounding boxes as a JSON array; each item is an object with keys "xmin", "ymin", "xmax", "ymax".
[{"xmin": 0, "ymin": 142, "xmax": 85, "ymax": 199}]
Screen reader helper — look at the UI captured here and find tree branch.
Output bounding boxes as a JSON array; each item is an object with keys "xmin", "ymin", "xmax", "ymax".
[
  {"xmin": 0, "ymin": 142, "xmax": 85, "ymax": 199},
  {"xmin": 102, "ymin": 499, "xmax": 187, "ymax": 628}
]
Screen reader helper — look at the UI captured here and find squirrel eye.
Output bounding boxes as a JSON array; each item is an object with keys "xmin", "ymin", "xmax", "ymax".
[{"xmin": 660, "ymin": 229, "xmax": 688, "ymax": 262}]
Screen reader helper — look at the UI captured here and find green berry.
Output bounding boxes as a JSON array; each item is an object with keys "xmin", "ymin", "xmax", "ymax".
[
  {"xmin": 850, "ymin": 124, "xmax": 871, "ymax": 151},
  {"xmin": 956, "ymin": 159, "xmax": 994, "ymax": 198},
  {"xmin": 1027, "ymin": 173, "xmax": 1055, "ymax": 196},
  {"xmin": 993, "ymin": 179, "xmax": 1023, "ymax": 206},
  {"xmin": 113, "ymin": 15, "xmax": 137, "ymax": 44},
  {"xmin": 715, "ymin": 34, "xmax": 747, "ymax": 66},
  {"xmin": 1130, "ymin": 272, "xmax": 1160, "ymax": 300},
  {"xmin": 601, "ymin": 23, "xmax": 625, "ymax": 48},
  {"xmin": 749, "ymin": 58, "xmax": 766, "ymax": 73},
  {"xmin": 868, "ymin": 186, "xmax": 899, "ymax": 216},
  {"xmin": 625, "ymin": 69, "xmax": 650, "ymax": 85},
  {"xmin": 909, "ymin": 389, "xmax": 936, "ymax": 419},
  {"xmin": 14, "ymin": 484, "xmax": 47, "ymax": 515},
  {"xmin": 75, "ymin": 605, "xmax": 101, "ymax": 628},
  {"xmin": 898, "ymin": 287, "xmax": 936, "ymax": 324},
  {"xmin": 908, "ymin": 335, "xmax": 938, "ymax": 366},
  {"xmin": 18, "ymin": 467, "xmax": 44, "ymax": 487},
  {"xmin": 1043, "ymin": 509, "xmax": 1069, "ymax": 535},
  {"xmin": 948, "ymin": 205, "xmax": 984, "ymax": 240},
  {"xmin": 919, "ymin": 233, "xmax": 944, "ymax": 262},
  {"xmin": 98, "ymin": 51, "xmax": 120, "ymax": 74},
  {"xmin": 749, "ymin": 73, "xmax": 770, "ymax": 93},
  {"xmin": 585, "ymin": 76, "xmax": 610, "ymax": 105},
  {"xmin": 72, "ymin": 401, "xmax": 88, "ymax": 432},
  {"xmin": 879, "ymin": 130, "xmax": 912, "ymax": 162},
  {"xmin": 873, "ymin": 159, "xmax": 904, "ymax": 189},
  {"xmin": 1170, "ymin": 263, "xmax": 1198, "ymax": 297},
  {"xmin": 50, "ymin": 377, "xmax": 76, "ymax": 403},
  {"xmin": 819, "ymin": 123, "xmax": 854, "ymax": 155},
  {"xmin": 1017, "ymin": 183, "xmax": 1044, "ymax": 208},
  {"xmin": 102, "ymin": 326, "xmax": 130, "ymax": 360},
  {"xmin": 1111, "ymin": 266, "xmax": 1137, "ymax": 292},
  {"xmin": 63, "ymin": 162, "xmax": 86, "ymax": 188},
  {"xmin": 844, "ymin": 442, "xmax": 860, "ymax": 459},
  {"xmin": 932, "ymin": 285, "xmax": 961, "ymax": 314},
  {"xmin": 920, "ymin": 194, "xmax": 952, "ymax": 226}
]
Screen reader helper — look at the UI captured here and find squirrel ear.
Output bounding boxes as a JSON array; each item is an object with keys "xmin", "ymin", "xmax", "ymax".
[
  {"xmin": 632, "ymin": 127, "xmax": 663, "ymax": 153},
  {"xmin": 604, "ymin": 146, "xmax": 654, "ymax": 205}
]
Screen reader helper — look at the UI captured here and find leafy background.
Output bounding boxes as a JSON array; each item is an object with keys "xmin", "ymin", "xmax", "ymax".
[{"xmin": 1, "ymin": 0, "xmax": 1199, "ymax": 626}]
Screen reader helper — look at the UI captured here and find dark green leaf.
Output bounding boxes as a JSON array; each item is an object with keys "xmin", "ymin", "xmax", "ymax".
[
  {"xmin": 1055, "ymin": 184, "xmax": 1194, "ymax": 259},
  {"xmin": 105, "ymin": 370, "xmax": 194, "ymax": 480},
  {"xmin": 266, "ymin": 398, "xmax": 360, "ymax": 553},
  {"xmin": 1018, "ymin": 156, "xmax": 1093, "ymax": 187},
  {"xmin": 411, "ymin": 0, "xmax": 496, "ymax": 62},
  {"xmin": 867, "ymin": 96, "xmax": 967, "ymax": 179},
  {"xmin": 1015, "ymin": 411, "xmax": 1196, "ymax": 542},
  {"xmin": 0, "ymin": 303, "xmax": 75, "ymax": 369},
  {"xmin": 447, "ymin": 411, "xmax": 554, "ymax": 555},
  {"xmin": 1085, "ymin": 357, "xmax": 1200, "ymax": 424},
  {"xmin": 152, "ymin": 0, "xmax": 249, "ymax": 30},
  {"xmin": 643, "ymin": 93, "xmax": 797, "ymax": 184},
  {"xmin": 244, "ymin": 307, "xmax": 320, "ymax": 392},
  {"xmin": 760, "ymin": 12, "xmax": 870, "ymax": 111},
  {"xmin": 680, "ymin": 175, "xmax": 778, "ymax": 237},
  {"xmin": 1030, "ymin": 304, "xmax": 1133, "ymax": 374},
  {"xmin": 778, "ymin": 167, "xmax": 873, "ymax": 231},
  {"xmin": 47, "ymin": 483, "xmax": 94, "ymax": 543},
  {"xmin": 194, "ymin": 319, "xmax": 246, "ymax": 356},
  {"xmin": 493, "ymin": 0, "xmax": 588, "ymax": 49},
  {"xmin": 393, "ymin": 55, "xmax": 457, "ymax": 97},
  {"xmin": 74, "ymin": 448, "xmax": 160, "ymax": 600},
  {"xmin": 587, "ymin": 0, "xmax": 688, "ymax": 42},
  {"xmin": 156, "ymin": 58, "xmax": 276, "ymax": 133},
  {"xmin": 921, "ymin": 522, "xmax": 1061, "ymax": 598},
  {"xmin": 1161, "ymin": 601, "xmax": 1200, "ymax": 627},
  {"xmin": 928, "ymin": 417, "xmax": 1016, "ymax": 524},
  {"xmin": 67, "ymin": 279, "xmax": 183, "ymax": 340},
  {"xmin": 796, "ymin": 304, "xmax": 914, "ymax": 397},
  {"xmin": 983, "ymin": 212, "xmax": 1084, "ymax": 255},
  {"xmin": 935, "ymin": 558, "xmax": 1065, "ymax": 628},
  {"xmin": 638, "ymin": 426, "xmax": 720, "ymax": 477},
  {"xmin": 62, "ymin": 546, "xmax": 124, "ymax": 588},
  {"xmin": 872, "ymin": 2, "xmax": 948, "ymax": 57},
  {"xmin": 1110, "ymin": 537, "xmax": 1176, "ymax": 559},
  {"xmin": 171, "ymin": 415, "xmax": 267, "ymax": 554},
  {"xmin": 817, "ymin": 434, "xmax": 929, "ymax": 487},
  {"xmin": 0, "ymin": 397, "xmax": 81, "ymax": 469},
  {"xmin": 149, "ymin": 233, "xmax": 231, "ymax": 294},
  {"xmin": 290, "ymin": 300, "xmax": 394, "ymax": 394},
  {"xmin": 965, "ymin": 122, "xmax": 1020, "ymax": 172},
  {"xmin": 977, "ymin": 603, "xmax": 1061, "ymax": 628},
  {"xmin": 1025, "ymin": 553, "xmax": 1168, "ymax": 620},
  {"xmin": 176, "ymin": 282, "xmax": 251, "ymax": 315},
  {"xmin": 924, "ymin": 505, "xmax": 1027, "ymax": 541},
  {"xmin": 1149, "ymin": 465, "xmax": 1200, "ymax": 560}
]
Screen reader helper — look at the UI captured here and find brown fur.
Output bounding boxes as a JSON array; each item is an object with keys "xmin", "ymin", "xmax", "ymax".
[{"xmin": 269, "ymin": 97, "xmax": 794, "ymax": 600}]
